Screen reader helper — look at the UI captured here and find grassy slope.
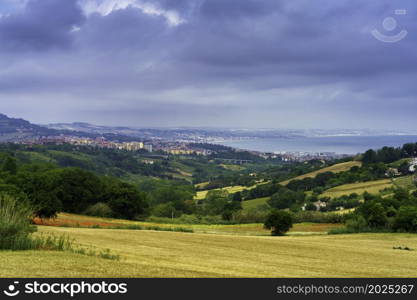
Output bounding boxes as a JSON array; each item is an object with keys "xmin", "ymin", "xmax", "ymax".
[
  {"xmin": 2, "ymin": 227, "xmax": 417, "ymax": 277},
  {"xmin": 321, "ymin": 179, "xmax": 393, "ymax": 198},
  {"xmin": 389, "ymin": 158, "xmax": 412, "ymax": 168},
  {"xmin": 198, "ymin": 161, "xmax": 410, "ymax": 210},
  {"xmin": 279, "ymin": 161, "xmax": 362, "ymax": 185},
  {"xmin": 21, "ymin": 151, "xmax": 57, "ymax": 163},
  {"xmin": 195, "ymin": 184, "xmax": 260, "ymax": 200},
  {"xmin": 241, "ymin": 161, "xmax": 363, "ymax": 208},
  {"xmin": 196, "ymin": 161, "xmax": 361, "ymax": 201},
  {"xmin": 393, "ymin": 175, "xmax": 416, "ymax": 191}
]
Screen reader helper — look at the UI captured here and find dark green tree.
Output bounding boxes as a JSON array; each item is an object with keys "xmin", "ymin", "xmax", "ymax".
[
  {"xmin": 202, "ymin": 190, "xmax": 229, "ymax": 215},
  {"xmin": 305, "ymin": 203, "xmax": 317, "ymax": 211},
  {"xmin": 362, "ymin": 149, "xmax": 377, "ymax": 165},
  {"xmin": 2, "ymin": 156, "xmax": 17, "ymax": 175},
  {"xmin": 264, "ymin": 210, "xmax": 293, "ymax": 236},
  {"xmin": 222, "ymin": 200, "xmax": 242, "ymax": 221},
  {"xmin": 268, "ymin": 188, "xmax": 305, "ymax": 210},
  {"xmin": 51, "ymin": 168, "xmax": 103, "ymax": 213},
  {"xmin": 393, "ymin": 206, "xmax": 417, "ymax": 232},
  {"xmin": 232, "ymin": 191, "xmax": 242, "ymax": 202},
  {"xmin": 398, "ymin": 161, "xmax": 411, "ymax": 175},
  {"xmin": 357, "ymin": 201, "xmax": 388, "ymax": 228},
  {"xmin": 103, "ymin": 180, "xmax": 149, "ymax": 220},
  {"xmin": 15, "ymin": 171, "xmax": 62, "ymax": 218}
]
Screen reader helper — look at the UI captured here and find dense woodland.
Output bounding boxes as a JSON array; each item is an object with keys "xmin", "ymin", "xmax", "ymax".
[
  {"xmin": 0, "ymin": 143, "xmax": 288, "ymax": 221},
  {"xmin": 1, "ymin": 142, "xmax": 417, "ymax": 233}
]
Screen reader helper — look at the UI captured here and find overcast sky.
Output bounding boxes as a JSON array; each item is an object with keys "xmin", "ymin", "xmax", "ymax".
[{"xmin": 0, "ymin": 0, "xmax": 416, "ymax": 129}]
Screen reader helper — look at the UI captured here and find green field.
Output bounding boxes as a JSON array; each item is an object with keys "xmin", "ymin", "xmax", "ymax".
[
  {"xmin": 321, "ymin": 179, "xmax": 393, "ymax": 199},
  {"xmin": 279, "ymin": 161, "xmax": 362, "ymax": 185},
  {"xmin": 2, "ymin": 226, "xmax": 417, "ymax": 277},
  {"xmin": 220, "ymin": 164, "xmax": 246, "ymax": 171},
  {"xmin": 389, "ymin": 158, "xmax": 412, "ymax": 168},
  {"xmin": 195, "ymin": 161, "xmax": 362, "ymax": 200},
  {"xmin": 242, "ymin": 197, "xmax": 270, "ymax": 210},
  {"xmin": 21, "ymin": 151, "xmax": 57, "ymax": 163},
  {"xmin": 393, "ymin": 175, "xmax": 416, "ymax": 191},
  {"xmin": 195, "ymin": 184, "xmax": 260, "ymax": 200}
]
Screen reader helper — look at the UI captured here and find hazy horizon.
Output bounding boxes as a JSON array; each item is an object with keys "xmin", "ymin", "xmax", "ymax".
[{"xmin": 4, "ymin": 111, "xmax": 417, "ymax": 133}]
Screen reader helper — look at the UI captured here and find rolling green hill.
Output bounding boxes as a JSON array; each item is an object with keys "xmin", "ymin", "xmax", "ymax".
[
  {"xmin": 279, "ymin": 161, "xmax": 362, "ymax": 185},
  {"xmin": 242, "ymin": 197, "xmax": 270, "ymax": 210},
  {"xmin": 320, "ymin": 179, "xmax": 393, "ymax": 199},
  {"xmin": 196, "ymin": 161, "xmax": 362, "ymax": 200}
]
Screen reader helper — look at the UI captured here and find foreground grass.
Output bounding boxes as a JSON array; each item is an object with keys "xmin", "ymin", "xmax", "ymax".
[
  {"xmin": 2, "ymin": 227, "xmax": 417, "ymax": 277},
  {"xmin": 321, "ymin": 179, "xmax": 393, "ymax": 198},
  {"xmin": 279, "ymin": 161, "xmax": 362, "ymax": 186}
]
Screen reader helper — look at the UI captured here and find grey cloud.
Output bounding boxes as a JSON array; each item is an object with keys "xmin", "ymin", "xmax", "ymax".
[
  {"xmin": 0, "ymin": 0, "xmax": 85, "ymax": 51},
  {"xmin": 0, "ymin": 0, "xmax": 416, "ymax": 130}
]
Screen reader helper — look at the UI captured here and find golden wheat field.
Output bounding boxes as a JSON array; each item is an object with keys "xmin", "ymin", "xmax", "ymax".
[{"xmin": 321, "ymin": 179, "xmax": 393, "ymax": 198}]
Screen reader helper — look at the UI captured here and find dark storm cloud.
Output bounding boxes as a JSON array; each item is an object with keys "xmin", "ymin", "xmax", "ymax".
[
  {"xmin": 0, "ymin": 0, "xmax": 416, "ymax": 129},
  {"xmin": 0, "ymin": 0, "xmax": 85, "ymax": 51}
]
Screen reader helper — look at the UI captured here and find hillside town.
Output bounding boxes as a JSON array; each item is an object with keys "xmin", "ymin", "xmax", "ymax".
[{"xmin": 14, "ymin": 134, "xmax": 352, "ymax": 163}]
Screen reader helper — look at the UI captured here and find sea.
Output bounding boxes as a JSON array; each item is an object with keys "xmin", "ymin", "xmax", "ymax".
[{"xmin": 216, "ymin": 135, "xmax": 417, "ymax": 155}]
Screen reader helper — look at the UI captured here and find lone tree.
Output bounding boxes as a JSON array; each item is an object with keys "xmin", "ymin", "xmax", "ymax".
[{"xmin": 264, "ymin": 210, "xmax": 293, "ymax": 236}]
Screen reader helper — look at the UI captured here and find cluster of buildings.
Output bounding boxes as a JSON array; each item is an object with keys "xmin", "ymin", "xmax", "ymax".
[
  {"xmin": 18, "ymin": 135, "xmax": 354, "ymax": 163},
  {"xmin": 150, "ymin": 141, "xmax": 213, "ymax": 156},
  {"xmin": 21, "ymin": 136, "xmax": 153, "ymax": 152},
  {"xmin": 20, "ymin": 135, "xmax": 216, "ymax": 156},
  {"xmin": 276, "ymin": 151, "xmax": 351, "ymax": 162}
]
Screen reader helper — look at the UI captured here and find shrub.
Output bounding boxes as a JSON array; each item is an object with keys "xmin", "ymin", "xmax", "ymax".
[
  {"xmin": 198, "ymin": 215, "xmax": 228, "ymax": 224},
  {"xmin": 345, "ymin": 215, "xmax": 369, "ymax": 233},
  {"xmin": 268, "ymin": 189, "xmax": 305, "ymax": 210},
  {"xmin": 151, "ymin": 202, "xmax": 179, "ymax": 218},
  {"xmin": 293, "ymin": 211, "xmax": 346, "ymax": 224},
  {"xmin": 357, "ymin": 201, "xmax": 388, "ymax": 228},
  {"xmin": 305, "ymin": 203, "xmax": 317, "ymax": 211},
  {"xmin": 146, "ymin": 214, "xmax": 232, "ymax": 225},
  {"xmin": 329, "ymin": 214, "xmax": 391, "ymax": 235},
  {"xmin": 232, "ymin": 208, "xmax": 269, "ymax": 223},
  {"xmin": 84, "ymin": 202, "xmax": 114, "ymax": 218},
  {"xmin": 393, "ymin": 206, "xmax": 417, "ymax": 232},
  {"xmin": 143, "ymin": 226, "xmax": 193, "ymax": 233},
  {"xmin": 264, "ymin": 210, "xmax": 293, "ymax": 236},
  {"xmin": 0, "ymin": 194, "xmax": 37, "ymax": 250}
]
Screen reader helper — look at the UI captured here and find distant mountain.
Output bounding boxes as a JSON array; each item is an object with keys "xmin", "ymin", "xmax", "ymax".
[
  {"xmin": 46, "ymin": 122, "xmax": 268, "ymax": 140},
  {"xmin": 4, "ymin": 113, "xmax": 416, "ymax": 144},
  {"xmin": 0, "ymin": 114, "xmax": 144, "ymax": 143},
  {"xmin": 47, "ymin": 122, "xmax": 143, "ymax": 136},
  {"xmin": 47, "ymin": 122, "xmax": 417, "ymax": 141},
  {"xmin": 0, "ymin": 113, "xmax": 58, "ymax": 142}
]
